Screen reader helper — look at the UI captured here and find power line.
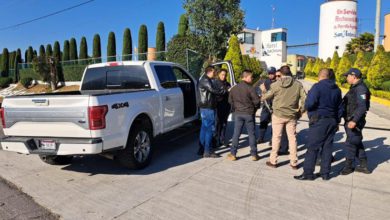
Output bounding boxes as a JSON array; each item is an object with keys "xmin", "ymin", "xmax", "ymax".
[{"xmin": 0, "ymin": 0, "xmax": 95, "ymax": 31}]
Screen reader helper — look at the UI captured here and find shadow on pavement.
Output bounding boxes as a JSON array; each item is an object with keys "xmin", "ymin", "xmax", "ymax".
[{"xmin": 61, "ymin": 126, "xmax": 202, "ymax": 175}]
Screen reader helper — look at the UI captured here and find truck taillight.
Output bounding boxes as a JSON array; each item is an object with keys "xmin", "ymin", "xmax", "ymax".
[
  {"xmin": 88, "ymin": 105, "xmax": 108, "ymax": 130},
  {"xmin": 0, "ymin": 108, "xmax": 5, "ymax": 128}
]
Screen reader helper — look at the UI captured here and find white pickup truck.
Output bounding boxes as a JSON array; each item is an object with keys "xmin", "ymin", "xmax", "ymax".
[{"xmin": 0, "ymin": 61, "xmax": 235, "ymax": 169}]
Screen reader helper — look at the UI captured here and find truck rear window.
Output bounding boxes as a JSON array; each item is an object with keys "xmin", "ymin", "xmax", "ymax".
[{"xmin": 81, "ymin": 66, "xmax": 151, "ymax": 90}]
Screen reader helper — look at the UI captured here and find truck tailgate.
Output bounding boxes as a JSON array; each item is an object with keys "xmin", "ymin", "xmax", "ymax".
[{"xmin": 2, "ymin": 95, "xmax": 92, "ymax": 138}]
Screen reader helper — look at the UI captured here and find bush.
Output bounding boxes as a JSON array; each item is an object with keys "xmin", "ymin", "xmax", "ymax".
[
  {"xmin": 0, "ymin": 77, "xmax": 12, "ymax": 88},
  {"xmin": 20, "ymin": 77, "xmax": 33, "ymax": 88},
  {"xmin": 380, "ymin": 81, "xmax": 390, "ymax": 91},
  {"xmin": 370, "ymin": 89, "xmax": 390, "ymax": 100},
  {"xmin": 62, "ymin": 65, "xmax": 87, "ymax": 81}
]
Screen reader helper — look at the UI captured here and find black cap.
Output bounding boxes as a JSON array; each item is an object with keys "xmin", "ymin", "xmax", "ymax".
[
  {"xmin": 267, "ymin": 67, "xmax": 276, "ymax": 74},
  {"xmin": 343, "ymin": 68, "xmax": 362, "ymax": 78}
]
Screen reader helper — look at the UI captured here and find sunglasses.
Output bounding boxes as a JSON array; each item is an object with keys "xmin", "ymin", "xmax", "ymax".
[{"xmin": 276, "ymin": 75, "xmax": 282, "ymax": 78}]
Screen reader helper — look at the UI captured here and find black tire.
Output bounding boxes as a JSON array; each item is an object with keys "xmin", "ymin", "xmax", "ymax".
[
  {"xmin": 39, "ymin": 155, "xmax": 73, "ymax": 165},
  {"xmin": 116, "ymin": 122, "xmax": 153, "ymax": 170}
]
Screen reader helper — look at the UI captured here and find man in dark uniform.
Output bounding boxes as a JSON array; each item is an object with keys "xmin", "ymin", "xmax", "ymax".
[
  {"xmin": 294, "ymin": 68, "xmax": 343, "ymax": 181},
  {"xmin": 257, "ymin": 67, "xmax": 277, "ymax": 144},
  {"xmin": 341, "ymin": 68, "xmax": 371, "ymax": 175}
]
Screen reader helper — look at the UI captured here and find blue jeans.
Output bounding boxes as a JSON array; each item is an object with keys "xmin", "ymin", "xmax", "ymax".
[
  {"xmin": 231, "ymin": 113, "xmax": 257, "ymax": 156},
  {"xmin": 199, "ymin": 108, "xmax": 216, "ymax": 154}
]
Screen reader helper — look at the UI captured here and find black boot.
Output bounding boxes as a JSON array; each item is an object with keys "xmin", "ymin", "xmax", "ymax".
[
  {"xmin": 341, "ymin": 159, "xmax": 354, "ymax": 175},
  {"xmin": 355, "ymin": 158, "xmax": 371, "ymax": 174}
]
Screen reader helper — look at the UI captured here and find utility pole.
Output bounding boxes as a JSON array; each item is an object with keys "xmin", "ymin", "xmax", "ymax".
[
  {"xmin": 374, "ymin": 0, "xmax": 381, "ymax": 52},
  {"xmin": 271, "ymin": 5, "xmax": 276, "ymax": 29}
]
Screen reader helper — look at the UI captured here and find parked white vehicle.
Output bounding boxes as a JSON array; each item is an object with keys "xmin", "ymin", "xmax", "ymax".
[{"xmin": 0, "ymin": 61, "xmax": 235, "ymax": 169}]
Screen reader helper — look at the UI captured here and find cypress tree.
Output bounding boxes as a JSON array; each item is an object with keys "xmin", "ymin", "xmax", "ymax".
[
  {"xmin": 122, "ymin": 28, "xmax": 132, "ymax": 61},
  {"xmin": 304, "ymin": 58, "xmax": 314, "ymax": 76},
  {"xmin": 156, "ymin": 22, "xmax": 166, "ymax": 61},
  {"xmin": 79, "ymin": 36, "xmax": 88, "ymax": 64},
  {"xmin": 46, "ymin": 44, "xmax": 53, "ymax": 57},
  {"xmin": 69, "ymin": 38, "xmax": 78, "ymax": 63},
  {"xmin": 367, "ymin": 45, "xmax": 390, "ymax": 89},
  {"xmin": 24, "ymin": 50, "xmax": 28, "ymax": 63},
  {"xmin": 63, "ymin": 40, "xmax": 70, "ymax": 63},
  {"xmin": 178, "ymin": 14, "xmax": 189, "ymax": 36},
  {"xmin": 107, "ymin": 31, "xmax": 117, "ymax": 62},
  {"xmin": 33, "ymin": 50, "xmax": 37, "ymax": 57},
  {"xmin": 138, "ymin": 25, "xmax": 148, "ymax": 61},
  {"xmin": 93, "ymin": 34, "xmax": 102, "ymax": 63},
  {"xmin": 27, "ymin": 46, "xmax": 34, "ymax": 62},
  {"xmin": 53, "ymin": 41, "xmax": 65, "ymax": 82},
  {"xmin": 223, "ymin": 35, "xmax": 243, "ymax": 81},
  {"xmin": 353, "ymin": 51, "xmax": 370, "ymax": 79},
  {"xmin": 39, "ymin": 45, "xmax": 46, "ymax": 58},
  {"xmin": 336, "ymin": 52, "xmax": 352, "ymax": 84},
  {"xmin": 9, "ymin": 51, "xmax": 16, "ymax": 72},
  {"xmin": 324, "ymin": 57, "xmax": 331, "ymax": 69},
  {"xmin": 330, "ymin": 51, "xmax": 340, "ymax": 73},
  {"xmin": 14, "ymin": 49, "xmax": 22, "ymax": 82},
  {"xmin": 1, "ymin": 48, "xmax": 9, "ymax": 77}
]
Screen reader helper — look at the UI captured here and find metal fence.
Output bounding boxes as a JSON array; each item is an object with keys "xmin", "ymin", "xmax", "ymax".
[{"xmin": 15, "ymin": 50, "xmax": 205, "ymax": 82}]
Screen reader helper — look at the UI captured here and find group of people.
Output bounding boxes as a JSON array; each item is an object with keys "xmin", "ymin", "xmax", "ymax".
[{"xmin": 198, "ymin": 64, "xmax": 371, "ymax": 180}]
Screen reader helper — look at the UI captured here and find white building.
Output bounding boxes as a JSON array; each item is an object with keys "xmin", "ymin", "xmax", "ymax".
[
  {"xmin": 238, "ymin": 28, "xmax": 287, "ymax": 69},
  {"xmin": 318, "ymin": 0, "xmax": 357, "ymax": 59}
]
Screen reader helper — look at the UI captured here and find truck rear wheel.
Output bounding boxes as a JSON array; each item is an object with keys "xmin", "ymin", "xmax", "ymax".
[
  {"xmin": 116, "ymin": 123, "xmax": 153, "ymax": 169},
  {"xmin": 39, "ymin": 155, "xmax": 73, "ymax": 165}
]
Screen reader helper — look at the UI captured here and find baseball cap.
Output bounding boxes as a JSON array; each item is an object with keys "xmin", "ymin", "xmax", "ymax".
[
  {"xmin": 267, "ymin": 67, "xmax": 276, "ymax": 74},
  {"xmin": 343, "ymin": 68, "xmax": 362, "ymax": 78}
]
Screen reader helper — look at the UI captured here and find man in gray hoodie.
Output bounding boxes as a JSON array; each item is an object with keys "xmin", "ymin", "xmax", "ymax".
[{"xmin": 261, "ymin": 66, "xmax": 306, "ymax": 169}]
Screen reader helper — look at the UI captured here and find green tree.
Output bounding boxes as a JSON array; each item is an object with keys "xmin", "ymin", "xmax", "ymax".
[
  {"xmin": 93, "ymin": 34, "xmax": 102, "ymax": 63},
  {"xmin": 69, "ymin": 38, "xmax": 78, "ymax": 63},
  {"xmin": 183, "ymin": 0, "xmax": 244, "ymax": 61},
  {"xmin": 14, "ymin": 49, "xmax": 22, "ymax": 82},
  {"xmin": 122, "ymin": 28, "xmax": 132, "ymax": 61},
  {"xmin": 138, "ymin": 25, "xmax": 148, "ymax": 61},
  {"xmin": 107, "ymin": 31, "xmax": 117, "ymax": 62},
  {"xmin": 346, "ymin": 32, "xmax": 374, "ymax": 54},
  {"xmin": 223, "ymin": 35, "xmax": 243, "ymax": 81},
  {"xmin": 1, "ymin": 48, "xmax": 9, "ymax": 77},
  {"xmin": 156, "ymin": 22, "xmax": 166, "ymax": 61},
  {"xmin": 336, "ymin": 52, "xmax": 352, "ymax": 84},
  {"xmin": 166, "ymin": 34, "xmax": 204, "ymax": 78},
  {"xmin": 27, "ymin": 46, "xmax": 34, "ymax": 63},
  {"xmin": 367, "ymin": 45, "xmax": 390, "ymax": 89},
  {"xmin": 62, "ymin": 40, "xmax": 70, "ymax": 63},
  {"xmin": 312, "ymin": 58, "xmax": 325, "ymax": 76},
  {"xmin": 324, "ymin": 57, "xmax": 331, "ymax": 69},
  {"xmin": 9, "ymin": 51, "xmax": 16, "ymax": 73},
  {"xmin": 178, "ymin": 14, "xmax": 189, "ymax": 36},
  {"xmin": 249, "ymin": 57, "xmax": 262, "ymax": 79},
  {"xmin": 53, "ymin": 41, "xmax": 64, "ymax": 82},
  {"xmin": 33, "ymin": 50, "xmax": 37, "ymax": 57},
  {"xmin": 353, "ymin": 51, "xmax": 370, "ymax": 79},
  {"xmin": 329, "ymin": 51, "xmax": 340, "ymax": 73},
  {"xmin": 46, "ymin": 44, "xmax": 53, "ymax": 57},
  {"xmin": 79, "ymin": 36, "xmax": 88, "ymax": 64},
  {"xmin": 39, "ymin": 45, "xmax": 46, "ymax": 58},
  {"xmin": 241, "ymin": 54, "xmax": 251, "ymax": 70},
  {"xmin": 304, "ymin": 58, "xmax": 314, "ymax": 76}
]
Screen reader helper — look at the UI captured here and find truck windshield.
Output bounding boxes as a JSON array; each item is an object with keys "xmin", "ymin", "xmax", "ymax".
[{"xmin": 81, "ymin": 66, "xmax": 151, "ymax": 90}]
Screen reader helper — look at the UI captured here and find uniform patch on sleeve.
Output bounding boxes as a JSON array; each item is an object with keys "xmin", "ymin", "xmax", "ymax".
[{"xmin": 360, "ymin": 94, "xmax": 366, "ymax": 100}]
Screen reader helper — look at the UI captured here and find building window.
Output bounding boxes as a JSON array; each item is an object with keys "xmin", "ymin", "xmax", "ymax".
[
  {"xmin": 271, "ymin": 32, "xmax": 287, "ymax": 42},
  {"xmin": 238, "ymin": 32, "xmax": 254, "ymax": 44}
]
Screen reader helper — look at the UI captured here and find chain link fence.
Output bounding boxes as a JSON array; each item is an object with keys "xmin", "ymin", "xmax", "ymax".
[{"xmin": 16, "ymin": 49, "xmax": 205, "ymax": 82}]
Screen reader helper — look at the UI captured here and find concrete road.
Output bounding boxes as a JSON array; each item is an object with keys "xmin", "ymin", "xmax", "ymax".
[{"xmin": 0, "ymin": 80, "xmax": 389, "ymax": 220}]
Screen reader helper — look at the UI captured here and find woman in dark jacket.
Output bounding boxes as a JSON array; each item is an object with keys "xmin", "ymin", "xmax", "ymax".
[{"xmin": 214, "ymin": 69, "xmax": 231, "ymax": 147}]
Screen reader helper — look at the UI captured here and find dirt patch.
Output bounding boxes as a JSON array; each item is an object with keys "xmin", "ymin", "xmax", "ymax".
[{"xmin": 57, "ymin": 85, "xmax": 80, "ymax": 92}]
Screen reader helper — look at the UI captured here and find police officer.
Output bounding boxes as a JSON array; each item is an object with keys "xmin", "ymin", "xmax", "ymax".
[
  {"xmin": 341, "ymin": 68, "xmax": 371, "ymax": 175},
  {"xmin": 294, "ymin": 68, "xmax": 342, "ymax": 181}
]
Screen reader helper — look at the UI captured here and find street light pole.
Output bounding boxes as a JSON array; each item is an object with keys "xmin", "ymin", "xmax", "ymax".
[{"xmin": 374, "ymin": 0, "xmax": 381, "ymax": 52}]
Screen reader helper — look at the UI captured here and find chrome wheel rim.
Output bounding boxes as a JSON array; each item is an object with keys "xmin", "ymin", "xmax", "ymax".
[{"xmin": 133, "ymin": 131, "xmax": 151, "ymax": 163}]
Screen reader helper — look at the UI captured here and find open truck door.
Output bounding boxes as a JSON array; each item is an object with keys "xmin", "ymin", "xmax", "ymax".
[{"xmin": 199, "ymin": 60, "xmax": 236, "ymax": 86}]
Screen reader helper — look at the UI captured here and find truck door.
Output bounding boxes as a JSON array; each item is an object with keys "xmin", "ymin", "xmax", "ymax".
[{"xmin": 152, "ymin": 65, "xmax": 184, "ymax": 132}]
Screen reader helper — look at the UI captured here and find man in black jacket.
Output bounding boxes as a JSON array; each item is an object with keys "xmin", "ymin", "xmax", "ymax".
[
  {"xmin": 227, "ymin": 70, "xmax": 261, "ymax": 161},
  {"xmin": 198, "ymin": 66, "xmax": 226, "ymax": 158}
]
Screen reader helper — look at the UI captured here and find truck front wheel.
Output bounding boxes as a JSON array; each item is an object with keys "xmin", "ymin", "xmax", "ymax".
[
  {"xmin": 116, "ymin": 123, "xmax": 153, "ymax": 169},
  {"xmin": 39, "ymin": 155, "xmax": 73, "ymax": 165}
]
